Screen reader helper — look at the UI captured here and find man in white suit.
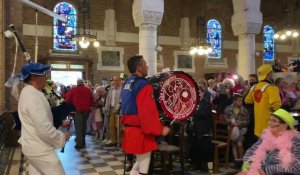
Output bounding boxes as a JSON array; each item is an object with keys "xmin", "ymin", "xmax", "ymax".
[
  {"xmin": 18, "ymin": 63, "xmax": 71, "ymax": 175},
  {"xmin": 103, "ymin": 75, "xmax": 122, "ymax": 145}
]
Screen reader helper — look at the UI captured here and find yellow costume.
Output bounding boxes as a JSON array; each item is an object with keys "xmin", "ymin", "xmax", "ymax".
[{"xmin": 245, "ymin": 64, "xmax": 282, "ymax": 136}]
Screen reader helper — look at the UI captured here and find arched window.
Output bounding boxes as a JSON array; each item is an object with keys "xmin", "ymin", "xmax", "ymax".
[
  {"xmin": 263, "ymin": 25, "xmax": 275, "ymax": 61},
  {"xmin": 207, "ymin": 19, "xmax": 222, "ymax": 59},
  {"xmin": 53, "ymin": 2, "xmax": 77, "ymax": 51}
]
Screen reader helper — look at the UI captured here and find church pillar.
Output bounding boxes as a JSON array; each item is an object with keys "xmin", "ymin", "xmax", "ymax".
[
  {"xmin": 132, "ymin": 0, "xmax": 164, "ymax": 76},
  {"xmin": 231, "ymin": 0, "xmax": 262, "ymax": 79}
]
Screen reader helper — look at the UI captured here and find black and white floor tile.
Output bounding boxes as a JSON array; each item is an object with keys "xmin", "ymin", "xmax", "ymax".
[{"xmin": 18, "ymin": 135, "xmax": 238, "ymax": 175}]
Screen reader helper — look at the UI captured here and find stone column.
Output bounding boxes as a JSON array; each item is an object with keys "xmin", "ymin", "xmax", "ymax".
[
  {"xmin": 132, "ymin": 0, "xmax": 164, "ymax": 76},
  {"xmin": 231, "ymin": 0, "xmax": 262, "ymax": 79}
]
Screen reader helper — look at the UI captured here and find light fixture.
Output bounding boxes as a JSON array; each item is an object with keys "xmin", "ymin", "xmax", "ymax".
[
  {"xmin": 93, "ymin": 41, "xmax": 100, "ymax": 48},
  {"xmin": 190, "ymin": 41, "xmax": 212, "ymax": 55},
  {"xmin": 71, "ymin": 0, "xmax": 100, "ymax": 49},
  {"xmin": 72, "ymin": 33, "xmax": 97, "ymax": 49},
  {"xmin": 189, "ymin": 16, "xmax": 212, "ymax": 56},
  {"xmin": 274, "ymin": 2, "xmax": 299, "ymax": 40},
  {"xmin": 274, "ymin": 29, "xmax": 298, "ymax": 40}
]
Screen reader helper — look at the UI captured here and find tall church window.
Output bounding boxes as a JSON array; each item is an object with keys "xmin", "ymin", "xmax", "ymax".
[
  {"xmin": 263, "ymin": 25, "xmax": 275, "ymax": 61},
  {"xmin": 207, "ymin": 19, "xmax": 222, "ymax": 59},
  {"xmin": 53, "ymin": 2, "xmax": 77, "ymax": 51}
]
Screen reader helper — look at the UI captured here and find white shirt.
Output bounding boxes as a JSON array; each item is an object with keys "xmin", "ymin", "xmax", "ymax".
[
  {"xmin": 111, "ymin": 88, "xmax": 116, "ymax": 107},
  {"xmin": 18, "ymin": 85, "xmax": 65, "ymax": 156}
]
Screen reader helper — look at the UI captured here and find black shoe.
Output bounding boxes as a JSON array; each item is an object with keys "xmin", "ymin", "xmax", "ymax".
[
  {"xmin": 75, "ymin": 145, "xmax": 85, "ymax": 150},
  {"xmin": 201, "ymin": 162, "xmax": 208, "ymax": 172},
  {"xmin": 125, "ymin": 164, "xmax": 133, "ymax": 172},
  {"xmin": 234, "ymin": 159, "xmax": 243, "ymax": 169}
]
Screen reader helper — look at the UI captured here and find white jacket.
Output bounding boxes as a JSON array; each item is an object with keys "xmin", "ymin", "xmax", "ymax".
[{"xmin": 18, "ymin": 85, "xmax": 65, "ymax": 156}]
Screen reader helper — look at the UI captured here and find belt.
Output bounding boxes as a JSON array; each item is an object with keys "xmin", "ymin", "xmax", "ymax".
[{"xmin": 124, "ymin": 124, "xmax": 141, "ymax": 128}]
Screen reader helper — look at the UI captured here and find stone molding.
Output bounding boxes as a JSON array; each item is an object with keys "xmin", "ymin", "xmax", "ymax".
[
  {"xmin": 205, "ymin": 58, "xmax": 228, "ymax": 69},
  {"xmin": 232, "ymin": 22, "xmax": 262, "ymax": 35},
  {"xmin": 104, "ymin": 9, "xmax": 117, "ymax": 46},
  {"xmin": 139, "ymin": 24, "xmax": 157, "ymax": 32},
  {"xmin": 180, "ymin": 17, "xmax": 190, "ymax": 50},
  {"xmin": 22, "ymin": 24, "xmax": 297, "ymax": 53}
]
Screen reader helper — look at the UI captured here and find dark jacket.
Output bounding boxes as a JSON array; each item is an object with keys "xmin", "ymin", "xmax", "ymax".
[{"xmin": 191, "ymin": 98, "xmax": 213, "ymax": 139}]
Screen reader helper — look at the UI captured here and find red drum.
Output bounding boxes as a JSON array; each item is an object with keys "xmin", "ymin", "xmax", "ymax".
[{"xmin": 148, "ymin": 71, "xmax": 199, "ymax": 122}]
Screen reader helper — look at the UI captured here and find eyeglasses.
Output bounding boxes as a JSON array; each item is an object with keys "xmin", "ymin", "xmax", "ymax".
[{"xmin": 268, "ymin": 118, "xmax": 283, "ymax": 124}]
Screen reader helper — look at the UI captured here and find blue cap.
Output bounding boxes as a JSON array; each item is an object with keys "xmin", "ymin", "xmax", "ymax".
[{"xmin": 20, "ymin": 63, "xmax": 51, "ymax": 81}]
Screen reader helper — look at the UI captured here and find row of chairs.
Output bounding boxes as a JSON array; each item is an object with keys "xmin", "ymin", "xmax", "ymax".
[{"xmin": 151, "ymin": 115, "xmax": 232, "ymax": 174}]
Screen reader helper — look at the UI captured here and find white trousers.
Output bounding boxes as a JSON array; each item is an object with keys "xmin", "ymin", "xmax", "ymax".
[
  {"xmin": 130, "ymin": 152, "xmax": 151, "ymax": 175},
  {"xmin": 26, "ymin": 151, "xmax": 65, "ymax": 175}
]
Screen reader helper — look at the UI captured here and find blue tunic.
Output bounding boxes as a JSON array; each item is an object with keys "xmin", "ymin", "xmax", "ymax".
[{"xmin": 121, "ymin": 75, "xmax": 148, "ymax": 115}]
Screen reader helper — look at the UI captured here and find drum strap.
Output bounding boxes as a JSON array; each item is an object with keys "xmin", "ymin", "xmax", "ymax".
[{"xmin": 123, "ymin": 76, "xmax": 148, "ymax": 90}]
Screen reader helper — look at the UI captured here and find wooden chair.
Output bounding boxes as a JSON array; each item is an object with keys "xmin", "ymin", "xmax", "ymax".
[
  {"xmin": 212, "ymin": 118, "xmax": 232, "ymax": 173},
  {"xmin": 152, "ymin": 123, "xmax": 185, "ymax": 174}
]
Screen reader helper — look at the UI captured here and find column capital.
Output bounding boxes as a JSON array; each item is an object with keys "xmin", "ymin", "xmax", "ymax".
[
  {"xmin": 132, "ymin": 0, "xmax": 164, "ymax": 27},
  {"xmin": 231, "ymin": 0, "xmax": 262, "ymax": 35},
  {"xmin": 232, "ymin": 22, "xmax": 262, "ymax": 36}
]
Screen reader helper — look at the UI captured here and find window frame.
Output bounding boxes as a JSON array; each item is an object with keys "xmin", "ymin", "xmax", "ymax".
[
  {"xmin": 53, "ymin": 2, "xmax": 78, "ymax": 52},
  {"xmin": 174, "ymin": 51, "xmax": 195, "ymax": 72},
  {"xmin": 263, "ymin": 24, "xmax": 275, "ymax": 61},
  {"xmin": 206, "ymin": 19, "xmax": 222, "ymax": 59},
  {"xmin": 97, "ymin": 47, "xmax": 124, "ymax": 71}
]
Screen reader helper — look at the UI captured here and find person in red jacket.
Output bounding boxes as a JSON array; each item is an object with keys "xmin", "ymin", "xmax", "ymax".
[
  {"xmin": 66, "ymin": 79, "xmax": 93, "ymax": 149},
  {"xmin": 121, "ymin": 55, "xmax": 170, "ymax": 175}
]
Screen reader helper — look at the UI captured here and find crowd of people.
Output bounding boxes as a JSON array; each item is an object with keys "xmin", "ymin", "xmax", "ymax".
[{"xmin": 16, "ymin": 58, "xmax": 300, "ymax": 175}]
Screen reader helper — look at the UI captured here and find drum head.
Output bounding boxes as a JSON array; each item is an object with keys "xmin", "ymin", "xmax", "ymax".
[{"xmin": 156, "ymin": 71, "xmax": 199, "ymax": 122}]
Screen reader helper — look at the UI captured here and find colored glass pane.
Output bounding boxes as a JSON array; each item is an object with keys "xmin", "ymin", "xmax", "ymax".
[
  {"xmin": 53, "ymin": 2, "xmax": 77, "ymax": 51},
  {"xmin": 207, "ymin": 19, "xmax": 222, "ymax": 58},
  {"xmin": 263, "ymin": 25, "xmax": 275, "ymax": 61}
]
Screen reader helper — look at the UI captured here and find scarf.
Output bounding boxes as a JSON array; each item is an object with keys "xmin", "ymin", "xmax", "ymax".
[{"xmin": 247, "ymin": 128, "xmax": 298, "ymax": 175}]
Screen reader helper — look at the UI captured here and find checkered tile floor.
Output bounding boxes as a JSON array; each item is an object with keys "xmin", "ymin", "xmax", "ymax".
[
  {"xmin": 19, "ymin": 135, "xmax": 126, "ymax": 175},
  {"xmin": 18, "ymin": 135, "xmax": 238, "ymax": 175}
]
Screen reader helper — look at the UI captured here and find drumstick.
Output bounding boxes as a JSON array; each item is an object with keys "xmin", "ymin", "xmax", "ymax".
[
  {"xmin": 170, "ymin": 115, "xmax": 180, "ymax": 125},
  {"xmin": 159, "ymin": 114, "xmax": 181, "ymax": 125},
  {"xmin": 60, "ymin": 117, "xmax": 73, "ymax": 153}
]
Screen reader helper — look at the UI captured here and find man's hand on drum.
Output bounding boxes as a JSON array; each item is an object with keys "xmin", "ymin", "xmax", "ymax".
[{"xmin": 161, "ymin": 126, "xmax": 171, "ymax": 136}]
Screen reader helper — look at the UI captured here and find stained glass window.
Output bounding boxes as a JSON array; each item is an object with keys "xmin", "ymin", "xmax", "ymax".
[
  {"xmin": 207, "ymin": 19, "xmax": 222, "ymax": 59},
  {"xmin": 53, "ymin": 2, "xmax": 77, "ymax": 51},
  {"xmin": 263, "ymin": 25, "xmax": 275, "ymax": 61}
]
